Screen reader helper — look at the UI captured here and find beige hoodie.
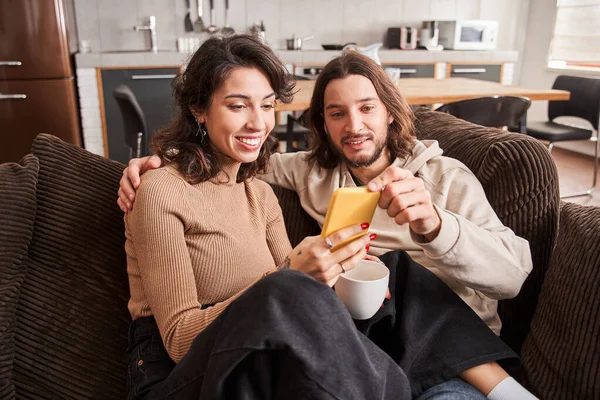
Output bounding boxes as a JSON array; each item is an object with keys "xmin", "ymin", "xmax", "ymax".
[{"xmin": 260, "ymin": 140, "xmax": 533, "ymax": 334}]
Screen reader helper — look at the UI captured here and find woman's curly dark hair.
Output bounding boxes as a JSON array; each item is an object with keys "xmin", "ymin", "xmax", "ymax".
[{"xmin": 152, "ymin": 34, "xmax": 295, "ymax": 184}]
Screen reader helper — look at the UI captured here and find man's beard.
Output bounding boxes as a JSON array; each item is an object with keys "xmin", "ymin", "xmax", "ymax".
[{"xmin": 330, "ymin": 133, "xmax": 387, "ymax": 168}]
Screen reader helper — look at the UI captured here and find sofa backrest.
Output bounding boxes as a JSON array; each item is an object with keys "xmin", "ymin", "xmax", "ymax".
[
  {"xmin": 413, "ymin": 108, "xmax": 560, "ymax": 355},
  {"xmin": 13, "ymin": 134, "xmax": 130, "ymax": 399}
]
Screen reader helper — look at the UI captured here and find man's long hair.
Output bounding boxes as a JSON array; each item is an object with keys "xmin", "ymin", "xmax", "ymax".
[{"xmin": 306, "ymin": 52, "xmax": 415, "ymax": 168}]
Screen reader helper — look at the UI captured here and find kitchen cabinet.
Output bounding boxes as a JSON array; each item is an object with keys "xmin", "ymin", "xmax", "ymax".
[
  {"xmin": 382, "ymin": 63, "xmax": 436, "ymax": 78},
  {"xmin": 100, "ymin": 68, "xmax": 178, "ymax": 164},
  {"xmin": 447, "ymin": 63, "xmax": 502, "ymax": 83}
]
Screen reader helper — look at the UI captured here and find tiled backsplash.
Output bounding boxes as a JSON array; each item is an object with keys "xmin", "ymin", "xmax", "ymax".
[{"xmin": 74, "ymin": 0, "xmax": 526, "ymax": 52}]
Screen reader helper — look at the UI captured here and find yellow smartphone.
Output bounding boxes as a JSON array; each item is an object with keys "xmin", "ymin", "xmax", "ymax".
[{"xmin": 321, "ymin": 187, "xmax": 381, "ymax": 252}]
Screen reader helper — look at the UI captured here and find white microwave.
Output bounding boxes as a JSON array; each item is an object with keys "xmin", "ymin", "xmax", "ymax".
[{"xmin": 438, "ymin": 20, "xmax": 498, "ymax": 50}]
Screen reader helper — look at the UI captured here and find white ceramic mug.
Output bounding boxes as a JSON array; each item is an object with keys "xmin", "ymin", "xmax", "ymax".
[{"xmin": 335, "ymin": 259, "xmax": 390, "ymax": 320}]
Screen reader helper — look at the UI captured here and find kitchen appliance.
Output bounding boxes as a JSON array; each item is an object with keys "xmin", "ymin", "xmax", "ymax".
[
  {"xmin": 385, "ymin": 27, "xmax": 417, "ymax": 50},
  {"xmin": 0, "ymin": 0, "xmax": 81, "ymax": 163},
  {"xmin": 400, "ymin": 27, "xmax": 418, "ymax": 50},
  {"xmin": 419, "ymin": 21, "xmax": 439, "ymax": 48},
  {"xmin": 438, "ymin": 20, "xmax": 499, "ymax": 50}
]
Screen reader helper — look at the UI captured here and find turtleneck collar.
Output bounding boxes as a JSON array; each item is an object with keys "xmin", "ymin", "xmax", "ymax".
[{"xmin": 209, "ymin": 154, "xmax": 243, "ymax": 186}]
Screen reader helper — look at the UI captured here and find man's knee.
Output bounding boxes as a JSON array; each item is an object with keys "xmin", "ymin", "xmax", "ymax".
[{"xmin": 415, "ymin": 378, "xmax": 486, "ymax": 400}]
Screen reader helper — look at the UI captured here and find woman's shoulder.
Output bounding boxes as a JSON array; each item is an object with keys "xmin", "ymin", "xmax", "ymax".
[{"xmin": 138, "ymin": 166, "xmax": 190, "ymax": 196}]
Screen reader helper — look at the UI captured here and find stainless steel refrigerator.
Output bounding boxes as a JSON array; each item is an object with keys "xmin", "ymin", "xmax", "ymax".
[{"xmin": 0, "ymin": 0, "xmax": 81, "ymax": 163}]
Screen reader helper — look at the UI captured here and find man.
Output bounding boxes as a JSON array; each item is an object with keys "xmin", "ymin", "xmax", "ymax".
[
  {"xmin": 118, "ymin": 51, "xmax": 535, "ymax": 399},
  {"xmin": 119, "ymin": 52, "xmax": 532, "ymax": 334}
]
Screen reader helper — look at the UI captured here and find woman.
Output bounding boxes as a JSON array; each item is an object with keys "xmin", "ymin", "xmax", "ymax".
[{"xmin": 124, "ymin": 34, "xmax": 527, "ymax": 400}]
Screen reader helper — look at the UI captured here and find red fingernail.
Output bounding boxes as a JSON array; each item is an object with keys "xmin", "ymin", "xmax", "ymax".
[
  {"xmin": 365, "ymin": 244, "xmax": 370, "ymax": 252},
  {"xmin": 386, "ymin": 292, "xmax": 392, "ymax": 299},
  {"xmin": 365, "ymin": 257, "xmax": 371, "ymax": 260},
  {"xmin": 361, "ymin": 223, "xmax": 370, "ymax": 230},
  {"xmin": 369, "ymin": 233, "xmax": 377, "ymax": 240}
]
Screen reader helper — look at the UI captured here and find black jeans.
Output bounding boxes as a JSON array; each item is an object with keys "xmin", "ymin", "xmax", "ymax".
[{"xmin": 126, "ymin": 250, "xmax": 517, "ymax": 399}]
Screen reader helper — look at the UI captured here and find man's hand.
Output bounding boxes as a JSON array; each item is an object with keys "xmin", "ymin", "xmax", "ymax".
[
  {"xmin": 117, "ymin": 155, "xmax": 162, "ymax": 213},
  {"xmin": 367, "ymin": 166, "xmax": 441, "ymax": 241}
]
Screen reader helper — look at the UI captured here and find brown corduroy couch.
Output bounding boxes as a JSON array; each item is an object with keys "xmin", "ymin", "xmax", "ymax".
[{"xmin": 1, "ymin": 109, "xmax": 598, "ymax": 399}]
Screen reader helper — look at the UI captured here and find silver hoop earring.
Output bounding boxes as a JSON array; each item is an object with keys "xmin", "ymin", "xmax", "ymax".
[{"xmin": 196, "ymin": 121, "xmax": 207, "ymax": 143}]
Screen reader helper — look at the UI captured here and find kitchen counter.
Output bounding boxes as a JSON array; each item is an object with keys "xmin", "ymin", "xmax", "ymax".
[{"xmin": 75, "ymin": 49, "xmax": 518, "ymax": 68}]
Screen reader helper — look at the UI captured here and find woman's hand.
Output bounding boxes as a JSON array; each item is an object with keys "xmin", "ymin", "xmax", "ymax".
[
  {"xmin": 117, "ymin": 155, "xmax": 162, "ymax": 212},
  {"xmin": 281, "ymin": 223, "xmax": 376, "ymax": 287}
]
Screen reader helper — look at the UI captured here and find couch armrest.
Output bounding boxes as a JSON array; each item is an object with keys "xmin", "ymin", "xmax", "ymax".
[
  {"xmin": 414, "ymin": 108, "xmax": 560, "ymax": 355},
  {"xmin": 520, "ymin": 202, "xmax": 600, "ymax": 398}
]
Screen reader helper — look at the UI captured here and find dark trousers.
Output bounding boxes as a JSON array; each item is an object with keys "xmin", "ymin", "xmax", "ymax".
[{"xmin": 126, "ymin": 250, "xmax": 517, "ymax": 399}]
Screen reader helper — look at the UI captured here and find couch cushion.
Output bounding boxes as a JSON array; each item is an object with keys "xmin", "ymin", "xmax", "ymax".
[
  {"xmin": 13, "ymin": 134, "xmax": 130, "ymax": 399},
  {"xmin": 0, "ymin": 155, "xmax": 39, "ymax": 400},
  {"xmin": 414, "ymin": 108, "xmax": 560, "ymax": 356},
  {"xmin": 520, "ymin": 202, "xmax": 600, "ymax": 398}
]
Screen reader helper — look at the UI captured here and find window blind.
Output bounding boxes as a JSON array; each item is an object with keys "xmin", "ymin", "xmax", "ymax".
[{"xmin": 549, "ymin": 0, "xmax": 600, "ymax": 64}]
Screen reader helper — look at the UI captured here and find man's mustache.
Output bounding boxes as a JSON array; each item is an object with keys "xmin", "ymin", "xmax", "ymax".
[{"xmin": 340, "ymin": 133, "xmax": 373, "ymax": 145}]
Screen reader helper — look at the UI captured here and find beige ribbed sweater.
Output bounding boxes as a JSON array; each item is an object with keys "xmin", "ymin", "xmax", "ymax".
[{"xmin": 124, "ymin": 162, "xmax": 292, "ymax": 363}]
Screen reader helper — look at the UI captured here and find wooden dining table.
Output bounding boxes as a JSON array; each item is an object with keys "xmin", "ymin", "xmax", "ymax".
[{"xmin": 275, "ymin": 77, "xmax": 570, "ymax": 112}]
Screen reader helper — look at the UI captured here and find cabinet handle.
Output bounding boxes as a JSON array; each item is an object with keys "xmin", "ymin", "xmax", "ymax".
[
  {"xmin": 0, "ymin": 61, "xmax": 22, "ymax": 66},
  {"xmin": 131, "ymin": 74, "xmax": 177, "ymax": 80},
  {"xmin": 398, "ymin": 69, "xmax": 418, "ymax": 74},
  {"xmin": 0, "ymin": 93, "xmax": 27, "ymax": 100},
  {"xmin": 453, "ymin": 68, "xmax": 487, "ymax": 74}
]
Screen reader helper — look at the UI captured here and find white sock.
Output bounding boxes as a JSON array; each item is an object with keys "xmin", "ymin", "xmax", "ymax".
[{"xmin": 487, "ymin": 377, "xmax": 538, "ymax": 400}]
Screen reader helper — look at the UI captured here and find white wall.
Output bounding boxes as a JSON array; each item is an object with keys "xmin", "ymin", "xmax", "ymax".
[
  {"xmin": 74, "ymin": 0, "xmax": 525, "ymax": 53},
  {"xmin": 519, "ymin": 0, "xmax": 599, "ymax": 156}
]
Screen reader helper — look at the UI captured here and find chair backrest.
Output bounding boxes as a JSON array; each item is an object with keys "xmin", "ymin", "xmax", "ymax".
[
  {"xmin": 436, "ymin": 96, "xmax": 531, "ymax": 131},
  {"xmin": 549, "ymin": 75, "xmax": 600, "ymax": 130},
  {"xmin": 112, "ymin": 84, "xmax": 148, "ymax": 157}
]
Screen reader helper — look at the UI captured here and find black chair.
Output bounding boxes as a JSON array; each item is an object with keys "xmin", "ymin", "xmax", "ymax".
[
  {"xmin": 271, "ymin": 75, "xmax": 312, "ymax": 153},
  {"xmin": 112, "ymin": 84, "xmax": 148, "ymax": 159},
  {"xmin": 526, "ymin": 75, "xmax": 600, "ymax": 198},
  {"xmin": 435, "ymin": 96, "xmax": 532, "ymax": 134},
  {"xmin": 272, "ymin": 111, "xmax": 310, "ymax": 153},
  {"xmin": 274, "ymin": 77, "xmax": 310, "ymax": 153}
]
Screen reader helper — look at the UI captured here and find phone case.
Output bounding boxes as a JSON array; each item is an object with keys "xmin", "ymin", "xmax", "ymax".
[{"xmin": 321, "ymin": 187, "xmax": 381, "ymax": 252}]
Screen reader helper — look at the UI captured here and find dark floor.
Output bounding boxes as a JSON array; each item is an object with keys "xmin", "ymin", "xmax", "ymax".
[{"xmin": 552, "ymin": 147, "xmax": 600, "ymax": 207}]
